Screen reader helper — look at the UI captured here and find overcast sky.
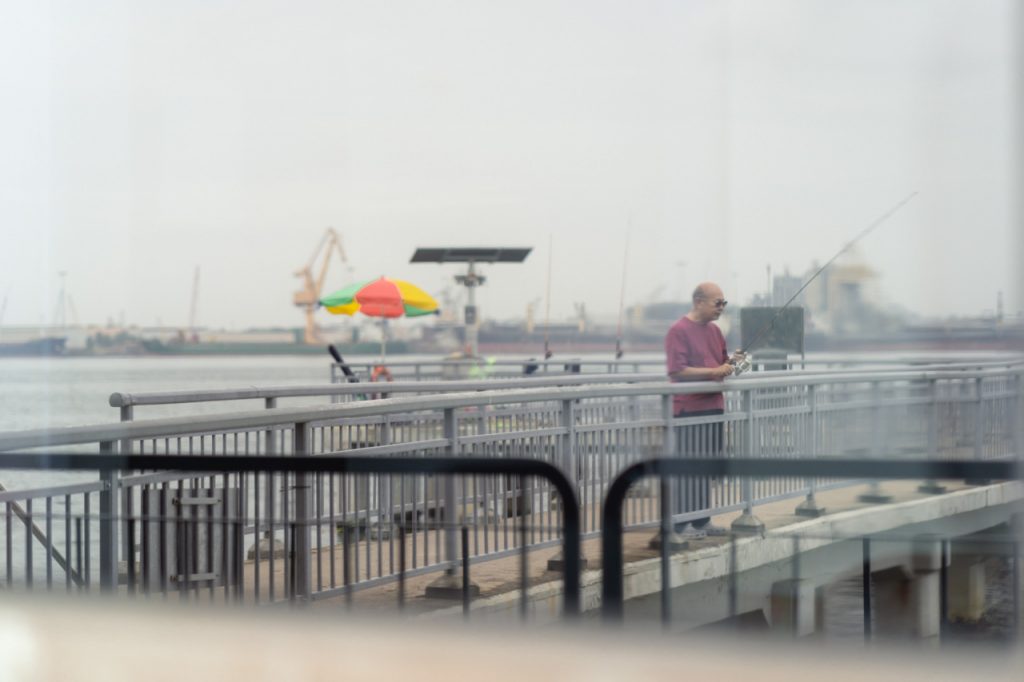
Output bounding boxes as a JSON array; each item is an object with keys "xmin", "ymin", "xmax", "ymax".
[{"xmin": 1, "ymin": 0, "xmax": 1019, "ymax": 329}]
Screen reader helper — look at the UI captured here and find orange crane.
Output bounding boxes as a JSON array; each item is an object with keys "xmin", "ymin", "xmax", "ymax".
[{"xmin": 293, "ymin": 228, "xmax": 350, "ymax": 345}]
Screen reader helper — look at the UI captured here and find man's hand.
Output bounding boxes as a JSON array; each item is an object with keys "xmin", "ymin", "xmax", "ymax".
[
  {"xmin": 711, "ymin": 363, "xmax": 734, "ymax": 381},
  {"xmin": 728, "ymin": 350, "xmax": 750, "ymax": 376}
]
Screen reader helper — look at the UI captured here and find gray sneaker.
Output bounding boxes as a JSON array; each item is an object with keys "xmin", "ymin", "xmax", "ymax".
[
  {"xmin": 693, "ymin": 522, "xmax": 729, "ymax": 537},
  {"xmin": 672, "ymin": 523, "xmax": 707, "ymax": 539}
]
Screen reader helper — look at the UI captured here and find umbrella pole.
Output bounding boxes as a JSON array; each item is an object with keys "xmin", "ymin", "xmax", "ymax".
[{"xmin": 380, "ymin": 318, "xmax": 387, "ymax": 365}]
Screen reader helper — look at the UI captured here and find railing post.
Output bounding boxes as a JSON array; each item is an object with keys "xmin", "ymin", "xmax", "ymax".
[
  {"xmin": 648, "ymin": 394, "xmax": 690, "ymax": 550},
  {"xmin": 444, "ymin": 407, "xmax": 459, "ymax": 568},
  {"xmin": 425, "ymin": 407, "xmax": 479, "ymax": 598},
  {"xmin": 974, "ymin": 376, "xmax": 985, "ymax": 461},
  {"xmin": 264, "ymin": 398, "xmax": 277, "ymax": 455},
  {"xmin": 858, "ymin": 381, "xmax": 892, "ymax": 503},
  {"xmin": 796, "ymin": 384, "xmax": 825, "ymax": 516},
  {"xmin": 965, "ymin": 376, "xmax": 992, "ymax": 485},
  {"xmin": 732, "ymin": 388, "xmax": 765, "ymax": 534},
  {"xmin": 118, "ymin": 404, "xmax": 133, "ymax": 457},
  {"xmin": 548, "ymin": 398, "xmax": 585, "ymax": 571},
  {"xmin": 98, "ymin": 454, "xmax": 119, "ymax": 593},
  {"xmin": 559, "ymin": 399, "xmax": 577, "ymax": 488},
  {"xmin": 291, "ymin": 421, "xmax": 312, "ymax": 602},
  {"xmin": 919, "ymin": 378, "xmax": 947, "ymax": 494},
  {"xmin": 1014, "ymin": 373, "xmax": 1023, "ymax": 458}
]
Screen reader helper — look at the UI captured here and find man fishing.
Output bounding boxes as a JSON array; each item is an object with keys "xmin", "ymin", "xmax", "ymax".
[
  {"xmin": 664, "ymin": 281, "xmax": 739, "ymax": 536},
  {"xmin": 660, "ymin": 194, "xmax": 917, "ymax": 537}
]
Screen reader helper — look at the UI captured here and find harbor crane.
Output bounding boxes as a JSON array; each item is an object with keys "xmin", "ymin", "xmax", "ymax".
[{"xmin": 294, "ymin": 228, "xmax": 350, "ymax": 345}]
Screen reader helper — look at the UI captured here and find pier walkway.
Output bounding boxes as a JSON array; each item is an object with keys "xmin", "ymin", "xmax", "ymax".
[{"xmin": 0, "ymin": 355, "xmax": 1018, "ymax": 636}]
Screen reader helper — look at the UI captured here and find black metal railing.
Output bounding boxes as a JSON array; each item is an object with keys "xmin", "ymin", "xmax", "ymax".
[
  {"xmin": 0, "ymin": 453, "xmax": 581, "ymax": 618},
  {"xmin": 601, "ymin": 457, "xmax": 1021, "ymax": 639}
]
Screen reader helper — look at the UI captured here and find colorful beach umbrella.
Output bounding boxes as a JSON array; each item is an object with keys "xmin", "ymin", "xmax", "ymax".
[
  {"xmin": 319, "ymin": 277, "xmax": 439, "ymax": 365},
  {"xmin": 320, "ymin": 277, "xmax": 439, "ymax": 319}
]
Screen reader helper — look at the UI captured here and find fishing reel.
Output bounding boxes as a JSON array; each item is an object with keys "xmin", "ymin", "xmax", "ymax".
[{"xmin": 729, "ymin": 350, "xmax": 752, "ymax": 376}]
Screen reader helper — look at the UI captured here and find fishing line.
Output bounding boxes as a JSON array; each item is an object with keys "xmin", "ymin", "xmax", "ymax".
[{"xmin": 733, "ymin": 191, "xmax": 919, "ymax": 371}]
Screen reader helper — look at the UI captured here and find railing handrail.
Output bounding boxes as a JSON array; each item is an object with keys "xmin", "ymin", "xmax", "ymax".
[
  {"xmin": 330, "ymin": 353, "xmax": 1022, "ymax": 368},
  {"xmin": 3, "ymin": 364, "xmax": 1021, "ymax": 452},
  {"xmin": 598, "ymin": 457, "xmax": 1023, "ymax": 621},
  {"xmin": 0, "ymin": 453, "xmax": 582, "ymax": 614},
  {"xmin": 108, "ymin": 373, "xmax": 661, "ymax": 407},
  {"xmin": 109, "ymin": 359, "xmax": 1024, "ymax": 408}
]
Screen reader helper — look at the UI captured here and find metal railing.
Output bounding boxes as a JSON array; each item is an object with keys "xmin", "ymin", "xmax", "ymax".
[
  {"xmin": 328, "ymin": 353, "xmax": 1023, "ymax": 382},
  {"xmin": 0, "ymin": 453, "xmax": 581, "ymax": 616},
  {"xmin": 600, "ymin": 457, "xmax": 1021, "ymax": 637},
  {"xmin": 108, "ymin": 357, "xmax": 1023, "ymax": 420},
  {"xmin": 0, "ymin": 364, "xmax": 1020, "ymax": 603}
]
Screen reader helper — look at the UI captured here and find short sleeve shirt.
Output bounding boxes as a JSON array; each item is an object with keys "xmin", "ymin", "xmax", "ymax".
[{"xmin": 665, "ymin": 317, "xmax": 728, "ymax": 415}]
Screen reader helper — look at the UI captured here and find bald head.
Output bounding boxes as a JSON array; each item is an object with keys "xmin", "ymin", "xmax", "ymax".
[
  {"xmin": 689, "ymin": 282, "xmax": 727, "ymax": 323},
  {"xmin": 692, "ymin": 282, "xmax": 722, "ymax": 305}
]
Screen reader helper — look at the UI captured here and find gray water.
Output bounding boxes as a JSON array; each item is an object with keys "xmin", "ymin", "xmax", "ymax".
[{"xmin": 0, "ymin": 355, "xmax": 355, "ymax": 432}]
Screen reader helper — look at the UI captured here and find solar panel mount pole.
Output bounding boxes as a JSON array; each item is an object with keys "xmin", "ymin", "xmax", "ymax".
[{"xmin": 454, "ymin": 261, "xmax": 485, "ymax": 358}]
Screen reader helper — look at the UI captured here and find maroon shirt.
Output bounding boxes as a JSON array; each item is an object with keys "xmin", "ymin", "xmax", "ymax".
[{"xmin": 665, "ymin": 316, "xmax": 728, "ymax": 415}]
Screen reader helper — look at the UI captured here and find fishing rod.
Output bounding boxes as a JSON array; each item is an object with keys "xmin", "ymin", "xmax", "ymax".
[
  {"xmin": 543, "ymin": 234, "xmax": 553, "ymax": 359},
  {"xmin": 613, "ymin": 230, "xmax": 630, "ymax": 359},
  {"xmin": 730, "ymin": 191, "xmax": 919, "ymax": 375}
]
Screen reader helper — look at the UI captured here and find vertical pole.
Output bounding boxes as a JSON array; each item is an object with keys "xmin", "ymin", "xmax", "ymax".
[
  {"xmin": 397, "ymin": 526, "xmax": 406, "ymax": 612},
  {"xmin": 662, "ymin": 394, "xmax": 676, "ymax": 515},
  {"xmin": 292, "ymin": 421, "xmax": 312, "ymax": 602},
  {"xmin": 859, "ymin": 382, "xmax": 892, "ymax": 503},
  {"xmin": 1013, "ymin": 373, "xmax": 1022, "ymax": 458},
  {"xmin": 96, "ymin": 462, "xmax": 117, "ymax": 589},
  {"xmin": 862, "ymin": 537, "xmax": 872, "ymax": 643},
  {"xmin": 462, "ymin": 525, "xmax": 471, "ymax": 618},
  {"xmin": 466, "ymin": 261, "xmax": 479, "ymax": 358},
  {"xmin": 519, "ymin": 519, "xmax": 529, "ymax": 622},
  {"xmin": 264, "ymin": 398, "xmax": 277, "ymax": 455},
  {"xmin": 966, "ymin": 377, "xmax": 992, "ymax": 485},
  {"xmin": 1013, "ymin": 539, "xmax": 1020, "ymax": 637},
  {"xmin": 559, "ymin": 399, "xmax": 576, "ymax": 491},
  {"xmin": 919, "ymin": 379, "xmax": 946, "ymax": 494},
  {"xmin": 118, "ymin": 404, "xmax": 133, "ymax": 458},
  {"xmin": 742, "ymin": 390, "xmax": 755, "ymax": 515},
  {"xmin": 940, "ymin": 538, "xmax": 949, "ymax": 641},
  {"xmin": 647, "ymin": 395, "xmax": 687, "ymax": 551},
  {"xmin": 796, "ymin": 384, "xmax": 825, "ymax": 516},
  {"xmin": 974, "ymin": 376, "xmax": 984, "ymax": 461},
  {"xmin": 660, "ymin": 476, "xmax": 671, "ymax": 629},
  {"xmin": 732, "ymin": 389, "xmax": 765, "ymax": 533},
  {"xmin": 343, "ymin": 525, "xmax": 352, "ymax": 609},
  {"xmin": 729, "ymin": 533, "xmax": 738, "ymax": 620},
  {"xmin": 546, "ymin": 399, "xmax": 578, "ymax": 572},
  {"xmin": 444, "ymin": 408, "xmax": 458, "ymax": 571}
]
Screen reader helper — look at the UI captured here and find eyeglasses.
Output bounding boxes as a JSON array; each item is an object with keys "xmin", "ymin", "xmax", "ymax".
[{"xmin": 707, "ymin": 299, "xmax": 728, "ymax": 308}]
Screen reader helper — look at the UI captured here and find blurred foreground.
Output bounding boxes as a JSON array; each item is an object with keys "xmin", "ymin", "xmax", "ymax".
[{"xmin": 1, "ymin": 596, "xmax": 1021, "ymax": 682}]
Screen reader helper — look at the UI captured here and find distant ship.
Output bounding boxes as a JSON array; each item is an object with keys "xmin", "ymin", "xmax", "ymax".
[{"xmin": 0, "ymin": 337, "xmax": 67, "ymax": 357}]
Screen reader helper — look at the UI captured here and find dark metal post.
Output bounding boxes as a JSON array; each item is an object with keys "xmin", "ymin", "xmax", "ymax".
[
  {"xmin": 343, "ymin": 525, "xmax": 353, "ymax": 610},
  {"xmin": 940, "ymin": 538, "xmax": 949, "ymax": 641},
  {"xmin": 729, "ymin": 534, "xmax": 738, "ymax": 620},
  {"xmin": 862, "ymin": 537, "xmax": 872, "ymax": 643},
  {"xmin": 98, "ymin": 466, "xmax": 119, "ymax": 592},
  {"xmin": 397, "ymin": 526, "xmax": 406, "ymax": 612},
  {"xmin": 291, "ymin": 422, "xmax": 312, "ymax": 601},
  {"xmin": 660, "ymin": 476, "xmax": 671, "ymax": 629},
  {"xmin": 1013, "ymin": 538, "xmax": 1020, "ymax": 638},
  {"xmin": 520, "ymin": 519, "xmax": 529, "ymax": 622},
  {"xmin": 461, "ymin": 525, "xmax": 471, "ymax": 618}
]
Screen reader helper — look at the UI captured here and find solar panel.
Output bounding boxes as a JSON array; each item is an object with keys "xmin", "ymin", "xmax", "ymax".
[{"xmin": 410, "ymin": 247, "xmax": 532, "ymax": 264}]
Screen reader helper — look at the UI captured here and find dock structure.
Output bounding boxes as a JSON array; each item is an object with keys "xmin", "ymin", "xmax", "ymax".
[{"xmin": 0, "ymin": 355, "xmax": 1020, "ymax": 641}]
